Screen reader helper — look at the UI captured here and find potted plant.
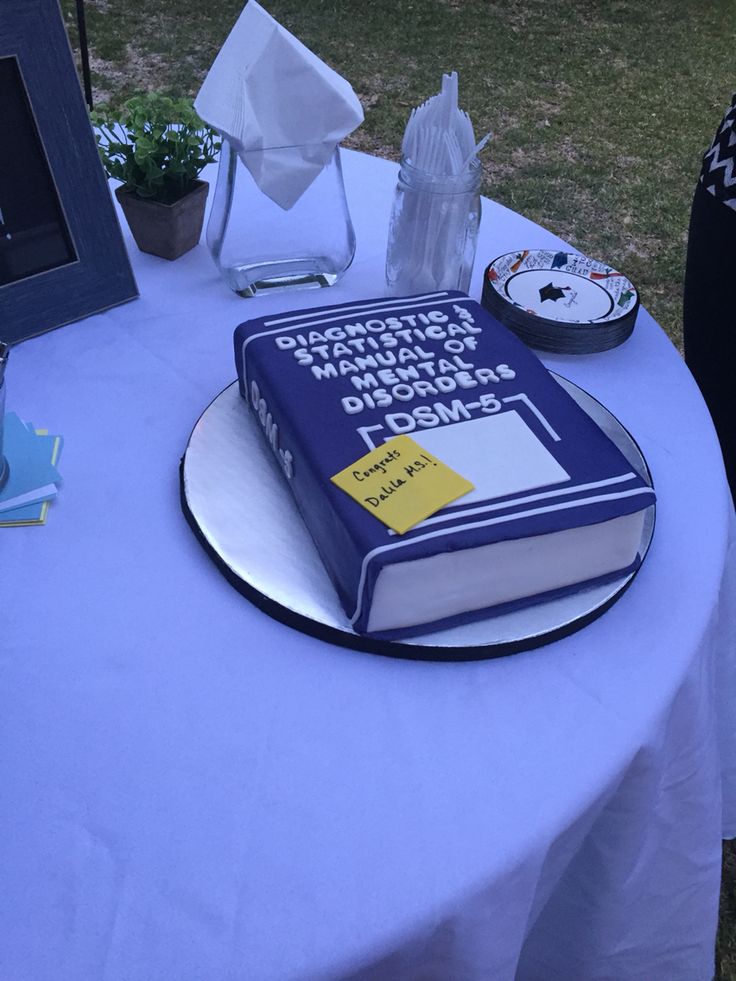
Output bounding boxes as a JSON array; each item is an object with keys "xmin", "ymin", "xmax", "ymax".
[{"xmin": 91, "ymin": 93, "xmax": 221, "ymax": 260}]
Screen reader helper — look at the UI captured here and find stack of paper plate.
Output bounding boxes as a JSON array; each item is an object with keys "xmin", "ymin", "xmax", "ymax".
[{"xmin": 481, "ymin": 249, "xmax": 639, "ymax": 354}]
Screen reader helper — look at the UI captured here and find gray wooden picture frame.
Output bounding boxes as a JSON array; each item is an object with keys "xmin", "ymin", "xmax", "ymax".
[{"xmin": 0, "ymin": 0, "xmax": 138, "ymax": 345}]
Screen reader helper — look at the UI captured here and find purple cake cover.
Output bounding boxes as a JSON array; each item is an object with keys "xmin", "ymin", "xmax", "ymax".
[{"xmin": 234, "ymin": 291, "xmax": 655, "ymax": 637}]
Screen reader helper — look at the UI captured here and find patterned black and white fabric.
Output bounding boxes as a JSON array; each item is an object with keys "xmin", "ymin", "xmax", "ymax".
[
  {"xmin": 685, "ymin": 92, "xmax": 736, "ymax": 503},
  {"xmin": 700, "ymin": 94, "xmax": 736, "ymax": 211}
]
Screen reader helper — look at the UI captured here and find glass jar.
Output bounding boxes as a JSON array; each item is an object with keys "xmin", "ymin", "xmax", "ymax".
[
  {"xmin": 386, "ymin": 156, "xmax": 482, "ymax": 295},
  {"xmin": 207, "ymin": 140, "xmax": 356, "ymax": 297}
]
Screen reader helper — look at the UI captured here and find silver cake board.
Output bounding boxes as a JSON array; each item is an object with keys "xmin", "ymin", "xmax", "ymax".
[{"xmin": 179, "ymin": 376, "xmax": 655, "ymax": 662}]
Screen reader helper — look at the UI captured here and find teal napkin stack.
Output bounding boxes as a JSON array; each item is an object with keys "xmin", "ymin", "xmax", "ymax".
[{"xmin": 0, "ymin": 413, "xmax": 63, "ymax": 526}]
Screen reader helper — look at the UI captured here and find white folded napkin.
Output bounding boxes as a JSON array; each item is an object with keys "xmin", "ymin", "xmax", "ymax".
[{"xmin": 195, "ymin": 0, "xmax": 364, "ymax": 209}]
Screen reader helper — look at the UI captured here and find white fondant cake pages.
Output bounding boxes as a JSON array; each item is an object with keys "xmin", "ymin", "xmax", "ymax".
[{"xmin": 233, "ymin": 291, "xmax": 655, "ymax": 638}]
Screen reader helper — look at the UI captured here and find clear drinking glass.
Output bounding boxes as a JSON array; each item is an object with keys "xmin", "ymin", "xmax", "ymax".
[
  {"xmin": 386, "ymin": 156, "xmax": 482, "ymax": 295},
  {"xmin": 207, "ymin": 140, "xmax": 356, "ymax": 297}
]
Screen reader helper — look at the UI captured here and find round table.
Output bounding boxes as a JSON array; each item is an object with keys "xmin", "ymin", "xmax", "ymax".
[{"xmin": 2, "ymin": 150, "xmax": 735, "ymax": 981}]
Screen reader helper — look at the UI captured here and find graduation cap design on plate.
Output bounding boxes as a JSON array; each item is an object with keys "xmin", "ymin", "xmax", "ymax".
[{"xmin": 481, "ymin": 249, "xmax": 639, "ymax": 353}]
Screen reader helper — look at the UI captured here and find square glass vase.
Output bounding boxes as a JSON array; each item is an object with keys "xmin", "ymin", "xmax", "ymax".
[{"xmin": 206, "ymin": 141, "xmax": 356, "ymax": 297}]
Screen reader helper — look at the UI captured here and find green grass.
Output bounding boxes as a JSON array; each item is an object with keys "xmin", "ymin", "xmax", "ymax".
[
  {"xmin": 720, "ymin": 840, "xmax": 736, "ymax": 981},
  {"xmin": 61, "ymin": 0, "xmax": 736, "ymax": 971}
]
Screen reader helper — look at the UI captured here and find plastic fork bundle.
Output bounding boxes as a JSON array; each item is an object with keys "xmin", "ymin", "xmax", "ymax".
[
  {"xmin": 386, "ymin": 73, "xmax": 490, "ymax": 294},
  {"xmin": 402, "ymin": 72, "xmax": 490, "ymax": 175}
]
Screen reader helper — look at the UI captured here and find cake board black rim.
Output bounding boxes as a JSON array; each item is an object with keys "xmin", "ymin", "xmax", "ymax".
[
  {"xmin": 179, "ymin": 377, "xmax": 656, "ymax": 663},
  {"xmin": 179, "ymin": 463, "xmax": 639, "ymax": 662}
]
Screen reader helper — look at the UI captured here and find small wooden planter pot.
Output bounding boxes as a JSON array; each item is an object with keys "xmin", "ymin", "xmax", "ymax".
[{"xmin": 115, "ymin": 180, "xmax": 209, "ymax": 261}]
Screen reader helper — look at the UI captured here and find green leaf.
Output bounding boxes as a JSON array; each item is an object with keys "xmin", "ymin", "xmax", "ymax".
[{"xmin": 88, "ymin": 89, "xmax": 219, "ymax": 200}]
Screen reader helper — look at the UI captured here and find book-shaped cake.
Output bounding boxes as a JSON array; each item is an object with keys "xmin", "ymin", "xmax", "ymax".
[{"xmin": 234, "ymin": 291, "xmax": 655, "ymax": 639}]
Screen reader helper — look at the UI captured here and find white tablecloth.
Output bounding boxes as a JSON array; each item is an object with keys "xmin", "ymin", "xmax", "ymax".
[{"xmin": 2, "ymin": 151, "xmax": 735, "ymax": 980}]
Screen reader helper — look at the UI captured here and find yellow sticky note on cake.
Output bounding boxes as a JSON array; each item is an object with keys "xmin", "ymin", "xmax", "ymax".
[{"xmin": 330, "ymin": 435, "xmax": 474, "ymax": 535}]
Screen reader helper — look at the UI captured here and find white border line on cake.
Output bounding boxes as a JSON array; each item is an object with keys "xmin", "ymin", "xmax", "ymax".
[
  {"xmin": 349, "ymin": 485, "xmax": 656, "ymax": 625},
  {"xmin": 501, "ymin": 394, "xmax": 561, "ymax": 441},
  {"xmin": 261, "ymin": 292, "xmax": 451, "ymax": 328},
  {"xmin": 240, "ymin": 295, "xmax": 471, "ymax": 391},
  {"xmin": 385, "ymin": 471, "xmax": 641, "ymax": 536}
]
